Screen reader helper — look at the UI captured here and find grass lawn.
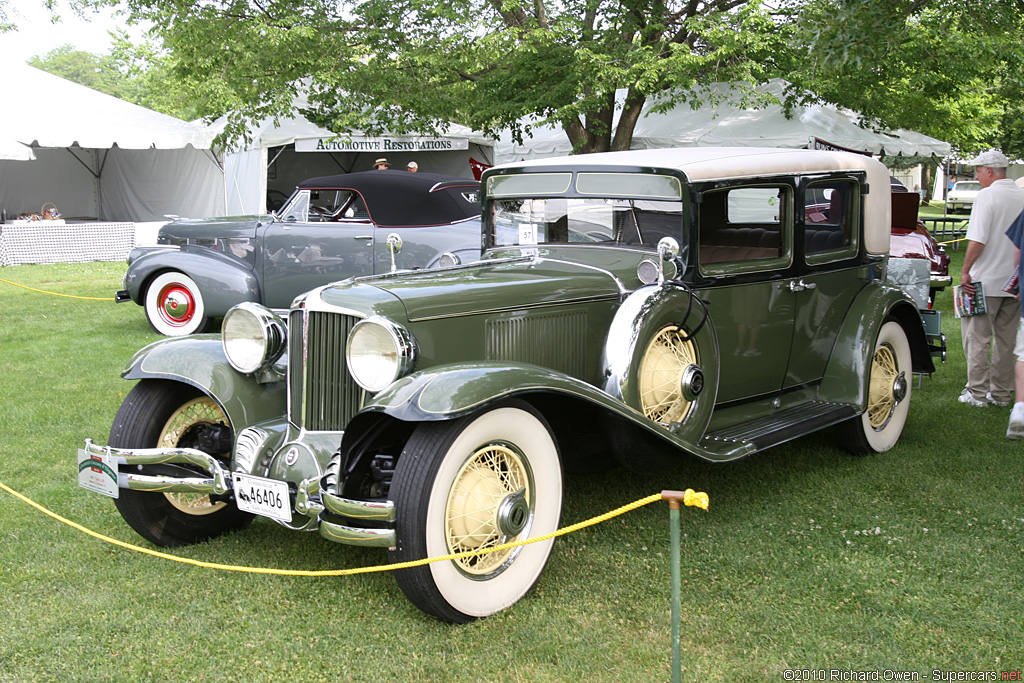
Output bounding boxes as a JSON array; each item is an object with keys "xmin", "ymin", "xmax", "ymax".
[{"xmin": 0, "ymin": 252, "xmax": 1021, "ymax": 683}]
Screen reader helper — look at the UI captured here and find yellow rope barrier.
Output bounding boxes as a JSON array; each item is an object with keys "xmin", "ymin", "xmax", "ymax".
[
  {"xmin": 0, "ymin": 480, "xmax": 707, "ymax": 577},
  {"xmin": 0, "ymin": 277, "xmax": 115, "ymax": 301}
]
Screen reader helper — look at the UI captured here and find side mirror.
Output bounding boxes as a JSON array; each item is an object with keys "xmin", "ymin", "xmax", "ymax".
[
  {"xmin": 656, "ymin": 236, "xmax": 680, "ymax": 283},
  {"xmin": 386, "ymin": 232, "xmax": 403, "ymax": 272}
]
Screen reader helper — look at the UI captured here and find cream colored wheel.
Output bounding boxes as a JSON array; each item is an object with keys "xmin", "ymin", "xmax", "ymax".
[
  {"xmin": 159, "ymin": 397, "xmax": 229, "ymax": 516},
  {"xmin": 639, "ymin": 325, "xmax": 699, "ymax": 426},
  {"xmin": 389, "ymin": 401, "xmax": 562, "ymax": 623},
  {"xmin": 839, "ymin": 321, "xmax": 912, "ymax": 454},
  {"xmin": 867, "ymin": 344, "xmax": 901, "ymax": 429},
  {"xmin": 110, "ymin": 380, "xmax": 252, "ymax": 547},
  {"xmin": 445, "ymin": 443, "xmax": 533, "ymax": 576}
]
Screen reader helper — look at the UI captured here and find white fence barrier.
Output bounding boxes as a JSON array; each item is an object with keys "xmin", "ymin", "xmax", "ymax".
[{"xmin": 0, "ymin": 221, "xmax": 135, "ymax": 266}]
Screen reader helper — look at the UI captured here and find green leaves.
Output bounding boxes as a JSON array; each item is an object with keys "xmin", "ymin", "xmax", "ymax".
[{"xmin": 29, "ymin": 0, "xmax": 1022, "ymax": 156}]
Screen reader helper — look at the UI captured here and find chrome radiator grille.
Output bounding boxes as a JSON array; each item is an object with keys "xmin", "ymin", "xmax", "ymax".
[{"xmin": 288, "ymin": 310, "xmax": 362, "ymax": 431}]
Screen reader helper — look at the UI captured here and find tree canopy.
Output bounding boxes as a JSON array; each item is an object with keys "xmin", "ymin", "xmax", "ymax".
[
  {"xmin": 787, "ymin": 0, "xmax": 1024, "ymax": 157},
  {"xmin": 26, "ymin": 0, "xmax": 1024, "ymax": 157}
]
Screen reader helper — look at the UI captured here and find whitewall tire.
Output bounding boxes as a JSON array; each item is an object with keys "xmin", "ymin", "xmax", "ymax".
[
  {"xmin": 388, "ymin": 401, "xmax": 563, "ymax": 622},
  {"xmin": 144, "ymin": 271, "xmax": 210, "ymax": 336}
]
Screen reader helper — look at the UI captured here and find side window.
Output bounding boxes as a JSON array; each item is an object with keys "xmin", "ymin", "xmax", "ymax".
[
  {"xmin": 308, "ymin": 190, "xmax": 361, "ymax": 222},
  {"xmin": 698, "ymin": 185, "xmax": 791, "ymax": 270},
  {"xmin": 803, "ymin": 180, "xmax": 858, "ymax": 262},
  {"xmin": 279, "ymin": 190, "xmax": 310, "ymax": 223}
]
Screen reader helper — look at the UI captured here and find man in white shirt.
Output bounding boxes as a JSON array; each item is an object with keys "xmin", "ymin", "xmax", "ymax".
[{"xmin": 958, "ymin": 150, "xmax": 1024, "ymax": 407}]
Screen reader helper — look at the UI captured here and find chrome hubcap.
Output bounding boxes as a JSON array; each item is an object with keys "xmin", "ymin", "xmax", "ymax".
[{"xmin": 496, "ymin": 488, "xmax": 530, "ymax": 537}]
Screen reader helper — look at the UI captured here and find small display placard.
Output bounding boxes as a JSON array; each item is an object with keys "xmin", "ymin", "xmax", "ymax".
[{"xmin": 77, "ymin": 448, "xmax": 119, "ymax": 498}]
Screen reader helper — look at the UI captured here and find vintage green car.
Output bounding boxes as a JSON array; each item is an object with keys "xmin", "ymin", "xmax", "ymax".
[{"xmin": 79, "ymin": 148, "xmax": 932, "ymax": 623}]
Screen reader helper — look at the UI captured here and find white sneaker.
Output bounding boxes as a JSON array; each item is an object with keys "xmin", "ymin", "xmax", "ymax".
[
  {"xmin": 987, "ymin": 393, "xmax": 1011, "ymax": 407},
  {"xmin": 1007, "ymin": 404, "xmax": 1024, "ymax": 439},
  {"xmin": 958, "ymin": 389, "xmax": 988, "ymax": 407}
]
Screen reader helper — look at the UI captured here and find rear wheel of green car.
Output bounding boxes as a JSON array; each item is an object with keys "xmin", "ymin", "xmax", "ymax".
[
  {"xmin": 388, "ymin": 401, "xmax": 563, "ymax": 623},
  {"xmin": 839, "ymin": 321, "xmax": 912, "ymax": 454},
  {"xmin": 110, "ymin": 380, "xmax": 252, "ymax": 546}
]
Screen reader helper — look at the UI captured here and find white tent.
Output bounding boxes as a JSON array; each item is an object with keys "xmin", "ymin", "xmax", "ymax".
[
  {"xmin": 0, "ymin": 62, "xmax": 224, "ymax": 223},
  {"xmin": 214, "ymin": 101, "xmax": 495, "ymax": 215},
  {"xmin": 496, "ymin": 80, "xmax": 951, "ymax": 163}
]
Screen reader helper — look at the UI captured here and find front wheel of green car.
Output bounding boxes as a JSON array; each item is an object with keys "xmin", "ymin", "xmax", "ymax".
[
  {"xmin": 109, "ymin": 380, "xmax": 252, "ymax": 547},
  {"xmin": 388, "ymin": 401, "xmax": 563, "ymax": 623},
  {"xmin": 838, "ymin": 320, "xmax": 913, "ymax": 455}
]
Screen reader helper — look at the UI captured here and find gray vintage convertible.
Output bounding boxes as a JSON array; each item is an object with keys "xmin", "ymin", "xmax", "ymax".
[
  {"xmin": 116, "ymin": 171, "xmax": 482, "ymax": 335},
  {"xmin": 81, "ymin": 148, "xmax": 932, "ymax": 623}
]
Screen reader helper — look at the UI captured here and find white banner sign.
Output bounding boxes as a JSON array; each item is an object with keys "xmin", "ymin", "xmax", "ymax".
[{"xmin": 295, "ymin": 136, "xmax": 469, "ymax": 153}]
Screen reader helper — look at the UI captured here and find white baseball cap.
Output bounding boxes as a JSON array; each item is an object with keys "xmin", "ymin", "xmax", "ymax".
[
  {"xmin": 407, "ymin": 161, "xmax": 418, "ymax": 169},
  {"xmin": 966, "ymin": 150, "xmax": 1008, "ymax": 168}
]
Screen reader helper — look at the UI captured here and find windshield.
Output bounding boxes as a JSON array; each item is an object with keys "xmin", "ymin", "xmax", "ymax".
[{"xmin": 488, "ymin": 197, "xmax": 683, "ymax": 249}]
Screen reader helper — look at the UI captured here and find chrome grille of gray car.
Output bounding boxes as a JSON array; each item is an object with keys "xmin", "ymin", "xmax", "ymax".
[{"xmin": 288, "ymin": 310, "xmax": 362, "ymax": 431}]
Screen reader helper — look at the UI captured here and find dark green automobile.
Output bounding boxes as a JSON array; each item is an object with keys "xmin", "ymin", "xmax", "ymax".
[{"xmin": 80, "ymin": 148, "xmax": 932, "ymax": 623}]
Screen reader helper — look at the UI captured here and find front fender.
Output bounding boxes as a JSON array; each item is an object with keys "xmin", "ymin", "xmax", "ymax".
[
  {"xmin": 820, "ymin": 284, "xmax": 932, "ymax": 407},
  {"xmin": 355, "ymin": 361, "xmax": 751, "ymax": 463},
  {"xmin": 124, "ymin": 248, "xmax": 260, "ymax": 317},
  {"xmin": 121, "ymin": 335, "xmax": 286, "ymax": 431}
]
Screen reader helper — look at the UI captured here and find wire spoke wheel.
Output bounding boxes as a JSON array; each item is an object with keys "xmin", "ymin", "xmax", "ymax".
[
  {"xmin": 389, "ymin": 401, "xmax": 561, "ymax": 622},
  {"xmin": 445, "ymin": 442, "xmax": 532, "ymax": 576},
  {"xmin": 867, "ymin": 343, "xmax": 899, "ymax": 429},
  {"xmin": 639, "ymin": 325, "xmax": 697, "ymax": 425},
  {"xmin": 838, "ymin": 320, "xmax": 912, "ymax": 455},
  {"xmin": 159, "ymin": 397, "xmax": 230, "ymax": 516},
  {"xmin": 109, "ymin": 380, "xmax": 252, "ymax": 547}
]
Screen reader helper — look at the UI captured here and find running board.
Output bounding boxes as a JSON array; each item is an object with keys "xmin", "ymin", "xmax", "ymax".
[{"xmin": 700, "ymin": 401, "xmax": 857, "ymax": 454}]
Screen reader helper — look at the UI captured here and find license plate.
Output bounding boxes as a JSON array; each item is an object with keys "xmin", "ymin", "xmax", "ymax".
[{"xmin": 233, "ymin": 473, "xmax": 292, "ymax": 523}]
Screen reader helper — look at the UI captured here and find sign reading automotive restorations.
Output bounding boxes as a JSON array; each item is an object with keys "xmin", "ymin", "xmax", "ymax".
[
  {"xmin": 811, "ymin": 138, "xmax": 873, "ymax": 157},
  {"xmin": 77, "ymin": 449, "xmax": 119, "ymax": 498},
  {"xmin": 295, "ymin": 136, "xmax": 469, "ymax": 152}
]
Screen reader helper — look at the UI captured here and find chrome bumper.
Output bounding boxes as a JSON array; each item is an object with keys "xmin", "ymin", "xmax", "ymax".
[
  {"xmin": 81, "ymin": 438, "xmax": 231, "ymax": 495},
  {"xmin": 81, "ymin": 439, "xmax": 396, "ymax": 548}
]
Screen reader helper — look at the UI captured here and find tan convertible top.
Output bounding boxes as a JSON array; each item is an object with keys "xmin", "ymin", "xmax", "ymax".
[{"xmin": 494, "ymin": 147, "xmax": 893, "ymax": 255}]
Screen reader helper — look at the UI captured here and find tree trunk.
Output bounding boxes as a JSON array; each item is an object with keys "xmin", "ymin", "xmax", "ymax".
[{"xmin": 611, "ymin": 89, "xmax": 647, "ymax": 152}]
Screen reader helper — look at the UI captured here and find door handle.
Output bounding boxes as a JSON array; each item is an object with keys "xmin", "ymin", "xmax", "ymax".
[
  {"xmin": 354, "ymin": 235, "xmax": 373, "ymax": 240},
  {"xmin": 788, "ymin": 280, "xmax": 818, "ymax": 292}
]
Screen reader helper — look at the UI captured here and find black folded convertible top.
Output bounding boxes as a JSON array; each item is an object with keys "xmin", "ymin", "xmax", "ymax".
[{"xmin": 296, "ymin": 170, "xmax": 480, "ymax": 228}]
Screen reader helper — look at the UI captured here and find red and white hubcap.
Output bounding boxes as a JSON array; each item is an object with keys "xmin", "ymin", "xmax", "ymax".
[{"xmin": 159, "ymin": 284, "xmax": 196, "ymax": 326}]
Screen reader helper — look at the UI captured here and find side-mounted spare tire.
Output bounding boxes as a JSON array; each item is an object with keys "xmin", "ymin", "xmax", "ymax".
[{"xmin": 602, "ymin": 283, "xmax": 720, "ymax": 447}]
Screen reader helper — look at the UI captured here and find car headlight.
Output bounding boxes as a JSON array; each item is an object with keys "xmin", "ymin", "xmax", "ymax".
[
  {"xmin": 346, "ymin": 316, "xmax": 416, "ymax": 393},
  {"xmin": 222, "ymin": 302, "xmax": 287, "ymax": 374}
]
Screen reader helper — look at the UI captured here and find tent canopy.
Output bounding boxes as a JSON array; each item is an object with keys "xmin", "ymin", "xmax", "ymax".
[
  {"xmin": 213, "ymin": 99, "xmax": 494, "ymax": 215},
  {"xmin": 6, "ymin": 62, "xmax": 214, "ymax": 150},
  {"xmin": 497, "ymin": 80, "xmax": 951, "ymax": 163},
  {"xmin": 0, "ymin": 62, "xmax": 224, "ymax": 222}
]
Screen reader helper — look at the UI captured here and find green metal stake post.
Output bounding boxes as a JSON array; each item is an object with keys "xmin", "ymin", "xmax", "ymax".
[
  {"xmin": 662, "ymin": 490, "xmax": 685, "ymax": 683},
  {"xmin": 661, "ymin": 488, "xmax": 708, "ymax": 683}
]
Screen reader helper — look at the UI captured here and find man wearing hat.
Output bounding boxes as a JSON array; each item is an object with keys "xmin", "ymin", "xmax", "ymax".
[
  {"xmin": 407, "ymin": 161, "xmax": 419, "ymax": 172},
  {"xmin": 373, "ymin": 158, "xmax": 390, "ymax": 170},
  {"xmin": 958, "ymin": 149, "xmax": 1024, "ymax": 408}
]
